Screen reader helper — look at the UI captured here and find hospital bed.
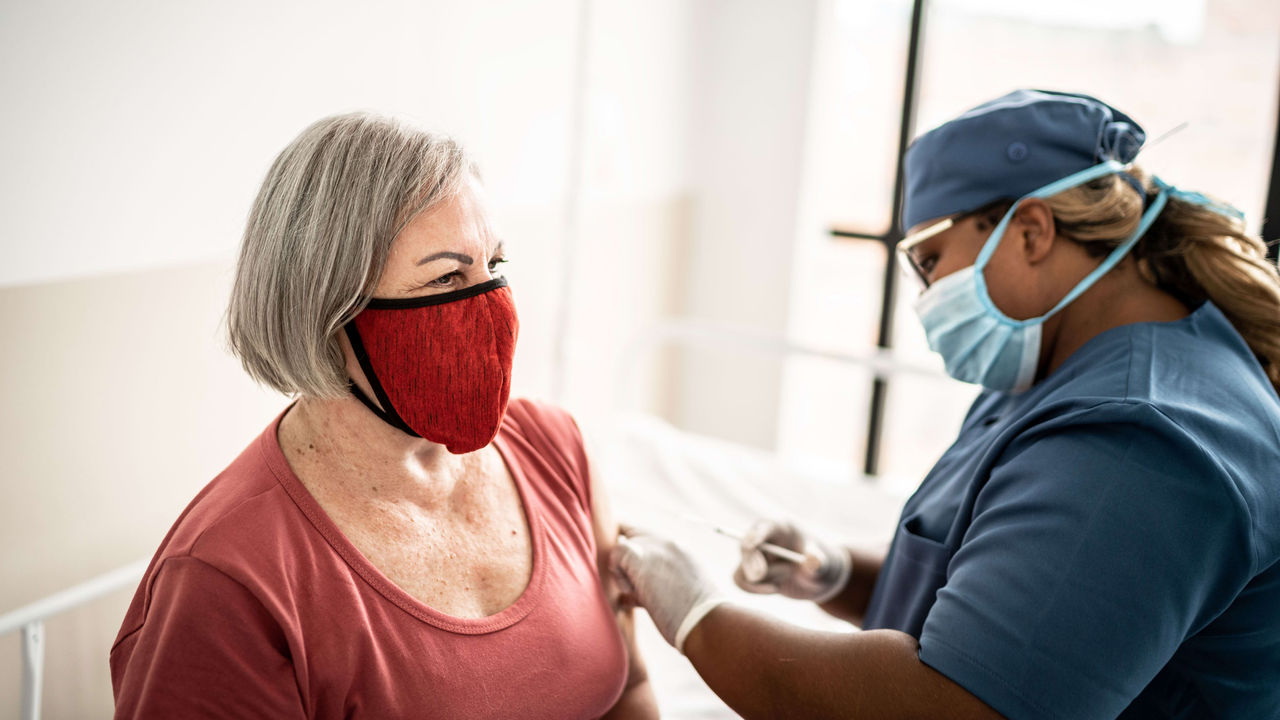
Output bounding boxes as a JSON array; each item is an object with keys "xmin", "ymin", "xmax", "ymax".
[
  {"xmin": 0, "ymin": 319, "xmax": 951, "ymax": 720},
  {"xmin": 599, "ymin": 411, "xmax": 905, "ymax": 718}
]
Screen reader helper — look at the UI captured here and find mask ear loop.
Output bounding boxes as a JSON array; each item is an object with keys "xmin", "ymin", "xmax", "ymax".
[
  {"xmin": 1150, "ymin": 176, "xmax": 1245, "ymax": 221},
  {"xmin": 971, "ymin": 160, "xmax": 1130, "ymax": 325},
  {"xmin": 1040, "ymin": 189, "xmax": 1170, "ymax": 318},
  {"xmin": 973, "ymin": 160, "xmax": 1127, "ymax": 272},
  {"xmin": 339, "ymin": 278, "xmax": 513, "ymax": 440},
  {"xmin": 342, "ymin": 323, "xmax": 421, "ymax": 438}
]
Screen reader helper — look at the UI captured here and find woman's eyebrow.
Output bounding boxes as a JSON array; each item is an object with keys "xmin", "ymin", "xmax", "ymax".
[{"xmin": 417, "ymin": 251, "xmax": 473, "ymax": 266}]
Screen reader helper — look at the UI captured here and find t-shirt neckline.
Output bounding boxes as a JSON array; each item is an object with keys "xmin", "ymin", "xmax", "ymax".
[{"xmin": 258, "ymin": 404, "xmax": 548, "ymax": 635}]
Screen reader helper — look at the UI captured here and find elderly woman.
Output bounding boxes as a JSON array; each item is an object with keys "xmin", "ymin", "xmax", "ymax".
[{"xmin": 109, "ymin": 113, "xmax": 656, "ymax": 719}]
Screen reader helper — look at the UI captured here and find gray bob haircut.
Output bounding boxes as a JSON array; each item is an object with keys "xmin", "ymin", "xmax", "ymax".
[{"xmin": 226, "ymin": 112, "xmax": 472, "ymax": 398}]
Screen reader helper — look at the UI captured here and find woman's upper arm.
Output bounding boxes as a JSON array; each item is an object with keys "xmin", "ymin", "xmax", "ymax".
[
  {"xmin": 580, "ymin": 429, "xmax": 661, "ymax": 718},
  {"xmin": 580, "ymin": 429, "xmax": 620, "ymax": 594}
]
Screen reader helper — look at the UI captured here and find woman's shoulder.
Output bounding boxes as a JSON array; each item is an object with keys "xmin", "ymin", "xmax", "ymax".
[
  {"xmin": 499, "ymin": 397, "xmax": 592, "ymax": 507},
  {"xmin": 1002, "ymin": 387, "xmax": 1280, "ymax": 563},
  {"xmin": 503, "ymin": 396, "xmax": 578, "ymax": 432},
  {"xmin": 501, "ymin": 397, "xmax": 585, "ymax": 455},
  {"xmin": 153, "ymin": 416, "xmax": 309, "ymax": 575},
  {"xmin": 1029, "ymin": 303, "xmax": 1279, "ymax": 430},
  {"xmin": 114, "ymin": 416, "xmax": 313, "ymax": 653}
]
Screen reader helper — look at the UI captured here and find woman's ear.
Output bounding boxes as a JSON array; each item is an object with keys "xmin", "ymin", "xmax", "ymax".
[{"xmin": 1014, "ymin": 198, "xmax": 1056, "ymax": 265}]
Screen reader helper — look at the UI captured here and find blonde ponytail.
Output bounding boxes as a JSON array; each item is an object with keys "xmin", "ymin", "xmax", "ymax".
[{"xmin": 1042, "ymin": 169, "xmax": 1280, "ymax": 395}]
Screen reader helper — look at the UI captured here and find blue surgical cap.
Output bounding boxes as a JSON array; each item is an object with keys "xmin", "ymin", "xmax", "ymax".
[{"xmin": 901, "ymin": 89, "xmax": 1146, "ymax": 231}]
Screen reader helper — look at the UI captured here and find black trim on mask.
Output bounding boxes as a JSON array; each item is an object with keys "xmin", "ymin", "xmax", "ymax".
[
  {"xmin": 343, "ymin": 322, "xmax": 421, "ymax": 438},
  {"xmin": 364, "ymin": 276, "xmax": 509, "ymax": 310}
]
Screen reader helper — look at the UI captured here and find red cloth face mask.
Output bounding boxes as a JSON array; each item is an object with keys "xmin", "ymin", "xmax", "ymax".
[{"xmin": 343, "ymin": 277, "xmax": 518, "ymax": 454}]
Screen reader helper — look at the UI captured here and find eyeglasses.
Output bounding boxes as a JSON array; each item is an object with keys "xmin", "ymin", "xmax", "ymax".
[
  {"xmin": 896, "ymin": 213, "xmax": 965, "ymax": 290},
  {"xmin": 896, "ymin": 204, "xmax": 1005, "ymax": 289}
]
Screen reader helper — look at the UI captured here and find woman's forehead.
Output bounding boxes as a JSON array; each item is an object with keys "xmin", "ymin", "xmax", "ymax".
[{"xmin": 392, "ymin": 184, "xmax": 501, "ymax": 256}]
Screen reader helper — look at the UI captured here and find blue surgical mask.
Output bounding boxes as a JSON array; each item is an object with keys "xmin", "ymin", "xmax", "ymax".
[{"xmin": 912, "ymin": 160, "xmax": 1173, "ymax": 392}]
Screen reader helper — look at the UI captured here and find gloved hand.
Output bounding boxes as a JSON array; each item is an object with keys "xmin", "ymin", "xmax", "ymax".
[
  {"xmin": 733, "ymin": 519, "xmax": 852, "ymax": 603},
  {"xmin": 610, "ymin": 527, "xmax": 727, "ymax": 654}
]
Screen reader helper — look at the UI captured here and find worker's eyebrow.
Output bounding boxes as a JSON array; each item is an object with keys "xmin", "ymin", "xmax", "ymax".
[{"xmin": 417, "ymin": 251, "xmax": 473, "ymax": 266}]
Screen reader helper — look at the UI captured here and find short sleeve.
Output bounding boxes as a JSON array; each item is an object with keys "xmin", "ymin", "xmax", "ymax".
[
  {"xmin": 110, "ymin": 556, "xmax": 306, "ymax": 719},
  {"xmin": 918, "ymin": 402, "xmax": 1253, "ymax": 720},
  {"xmin": 505, "ymin": 398, "xmax": 593, "ymax": 511}
]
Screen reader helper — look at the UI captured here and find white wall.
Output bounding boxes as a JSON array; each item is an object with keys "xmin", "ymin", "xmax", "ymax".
[
  {"xmin": 674, "ymin": 0, "xmax": 820, "ymax": 449},
  {"xmin": 0, "ymin": 1, "xmax": 595, "ymax": 289},
  {"xmin": 550, "ymin": 0, "xmax": 698, "ymax": 423}
]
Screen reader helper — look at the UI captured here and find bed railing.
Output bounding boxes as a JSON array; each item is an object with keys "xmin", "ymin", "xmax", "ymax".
[{"xmin": 0, "ymin": 558, "xmax": 150, "ymax": 720}]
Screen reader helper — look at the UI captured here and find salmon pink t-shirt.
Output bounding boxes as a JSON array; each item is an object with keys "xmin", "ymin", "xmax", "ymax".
[{"xmin": 110, "ymin": 398, "xmax": 627, "ymax": 719}]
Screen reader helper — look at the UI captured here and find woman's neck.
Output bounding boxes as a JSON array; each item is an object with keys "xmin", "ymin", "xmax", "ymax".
[
  {"xmin": 279, "ymin": 395, "xmax": 467, "ymax": 504},
  {"xmin": 1040, "ymin": 261, "xmax": 1190, "ymax": 379}
]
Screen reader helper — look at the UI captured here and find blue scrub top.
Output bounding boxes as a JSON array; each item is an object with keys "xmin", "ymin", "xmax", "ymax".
[{"xmin": 863, "ymin": 302, "xmax": 1280, "ymax": 719}]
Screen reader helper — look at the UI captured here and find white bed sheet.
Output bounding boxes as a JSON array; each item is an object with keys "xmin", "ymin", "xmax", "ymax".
[{"xmin": 595, "ymin": 413, "xmax": 909, "ymax": 718}]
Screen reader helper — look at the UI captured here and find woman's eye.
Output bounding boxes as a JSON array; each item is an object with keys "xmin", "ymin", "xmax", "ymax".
[
  {"xmin": 918, "ymin": 254, "xmax": 938, "ymax": 274},
  {"xmin": 421, "ymin": 258, "xmax": 507, "ymax": 290},
  {"xmin": 427, "ymin": 271, "xmax": 461, "ymax": 288}
]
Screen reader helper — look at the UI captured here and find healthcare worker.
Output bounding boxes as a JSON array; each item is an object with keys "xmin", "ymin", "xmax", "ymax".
[{"xmin": 611, "ymin": 89, "xmax": 1280, "ymax": 719}]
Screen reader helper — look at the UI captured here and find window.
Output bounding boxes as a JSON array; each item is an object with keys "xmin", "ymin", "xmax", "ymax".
[{"xmin": 779, "ymin": 0, "xmax": 1280, "ymax": 491}]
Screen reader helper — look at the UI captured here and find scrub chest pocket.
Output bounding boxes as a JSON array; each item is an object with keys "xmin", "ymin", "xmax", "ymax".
[{"xmin": 864, "ymin": 514, "xmax": 954, "ymax": 638}]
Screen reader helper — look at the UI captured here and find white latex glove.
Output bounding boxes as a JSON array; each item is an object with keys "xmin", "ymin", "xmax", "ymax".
[
  {"xmin": 610, "ymin": 527, "xmax": 726, "ymax": 654},
  {"xmin": 733, "ymin": 519, "xmax": 852, "ymax": 603}
]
